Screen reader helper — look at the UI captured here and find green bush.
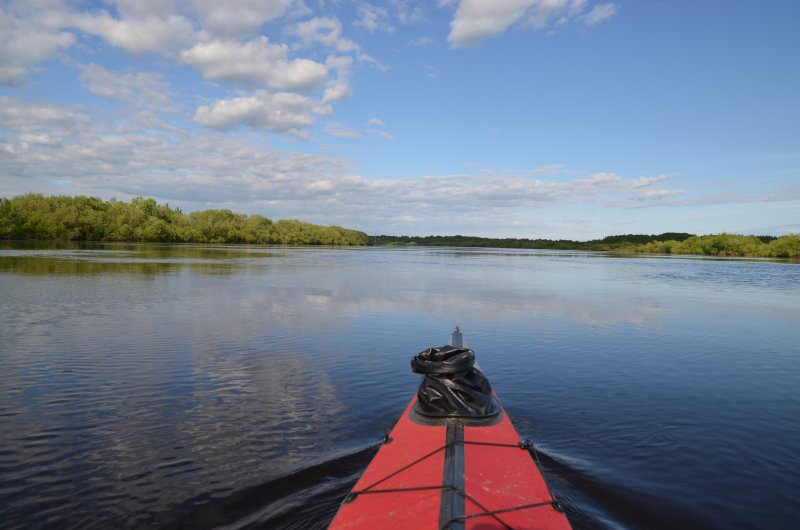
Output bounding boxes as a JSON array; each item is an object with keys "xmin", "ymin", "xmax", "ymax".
[{"xmin": 0, "ymin": 193, "xmax": 369, "ymax": 245}]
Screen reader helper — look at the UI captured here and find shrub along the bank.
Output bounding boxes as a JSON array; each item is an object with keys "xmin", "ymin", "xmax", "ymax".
[
  {"xmin": 625, "ymin": 233, "xmax": 800, "ymax": 258},
  {"xmin": 0, "ymin": 194, "xmax": 369, "ymax": 245}
]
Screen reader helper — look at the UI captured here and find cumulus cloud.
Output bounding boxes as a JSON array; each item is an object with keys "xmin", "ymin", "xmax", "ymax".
[
  {"xmin": 355, "ymin": 4, "xmax": 393, "ymax": 33},
  {"xmin": 79, "ymin": 64, "xmax": 171, "ymax": 109},
  {"xmin": 4, "ymin": 94, "xmax": 796, "ymax": 237},
  {"xmin": 188, "ymin": 0, "xmax": 295, "ymax": 36},
  {"xmin": 325, "ymin": 122, "xmax": 360, "ymax": 139},
  {"xmin": 289, "ymin": 17, "xmax": 361, "ymax": 53},
  {"xmin": 447, "ymin": 0, "xmax": 617, "ymax": 48},
  {"xmin": 79, "ymin": 0, "xmax": 295, "ymax": 38},
  {"xmin": 447, "ymin": 0, "xmax": 532, "ymax": 48},
  {"xmin": 65, "ymin": 10, "xmax": 196, "ymax": 54},
  {"xmin": 394, "ymin": 0, "xmax": 427, "ymax": 24},
  {"xmin": 632, "ymin": 174, "xmax": 673, "ymax": 188},
  {"xmin": 321, "ymin": 80, "xmax": 352, "ymax": 103},
  {"xmin": 365, "ymin": 118, "xmax": 392, "ymax": 138},
  {"xmin": 180, "ymin": 38, "xmax": 328, "ymax": 91},
  {"xmin": 0, "ymin": 96, "xmax": 88, "ymax": 134},
  {"xmin": 368, "ymin": 130, "xmax": 393, "ymax": 140},
  {"xmin": 0, "ymin": 96, "xmax": 348, "ymax": 202},
  {"xmin": 0, "ymin": 97, "xmax": 683, "ymax": 213},
  {"xmin": 111, "ymin": 0, "xmax": 179, "ymax": 19},
  {"xmin": 354, "ymin": 1, "xmax": 425, "ymax": 32},
  {"xmin": 0, "ymin": 8, "xmax": 75, "ymax": 86},
  {"xmin": 580, "ymin": 3, "xmax": 618, "ymax": 26},
  {"xmin": 193, "ymin": 91, "xmax": 330, "ymax": 133},
  {"xmin": 0, "ymin": 3, "xmax": 375, "ymax": 141},
  {"xmin": 288, "ymin": 16, "xmax": 385, "ymax": 68}
]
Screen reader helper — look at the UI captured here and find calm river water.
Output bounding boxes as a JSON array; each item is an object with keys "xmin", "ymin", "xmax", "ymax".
[{"xmin": 1, "ymin": 243, "xmax": 798, "ymax": 529}]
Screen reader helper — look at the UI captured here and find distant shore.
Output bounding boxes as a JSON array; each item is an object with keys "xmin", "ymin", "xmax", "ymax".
[
  {"xmin": 371, "ymin": 233, "xmax": 800, "ymax": 258},
  {"xmin": 2, "ymin": 193, "xmax": 797, "ymax": 258}
]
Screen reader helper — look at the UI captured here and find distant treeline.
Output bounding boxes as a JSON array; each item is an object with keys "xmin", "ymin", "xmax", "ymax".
[
  {"xmin": 3, "ymin": 194, "xmax": 797, "ymax": 257},
  {"xmin": 373, "ymin": 233, "xmax": 800, "ymax": 258},
  {"xmin": 0, "ymin": 194, "xmax": 369, "ymax": 245},
  {"xmin": 373, "ymin": 232, "xmax": 698, "ymax": 250}
]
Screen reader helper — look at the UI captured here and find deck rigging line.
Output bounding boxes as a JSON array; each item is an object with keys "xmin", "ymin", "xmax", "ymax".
[{"xmin": 344, "ymin": 429, "xmax": 564, "ymax": 530}]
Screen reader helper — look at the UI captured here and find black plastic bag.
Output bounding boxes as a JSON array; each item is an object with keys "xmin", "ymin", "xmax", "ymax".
[{"xmin": 410, "ymin": 346, "xmax": 500, "ymax": 419}]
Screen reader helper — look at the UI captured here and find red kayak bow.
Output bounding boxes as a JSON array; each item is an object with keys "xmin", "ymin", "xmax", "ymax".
[{"xmin": 328, "ymin": 329, "xmax": 572, "ymax": 530}]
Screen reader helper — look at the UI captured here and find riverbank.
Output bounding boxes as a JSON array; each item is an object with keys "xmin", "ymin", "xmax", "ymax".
[
  {"xmin": 4, "ymin": 194, "xmax": 797, "ymax": 257},
  {"xmin": 373, "ymin": 233, "xmax": 800, "ymax": 258},
  {"xmin": 0, "ymin": 194, "xmax": 369, "ymax": 245},
  {"xmin": 615, "ymin": 233, "xmax": 800, "ymax": 258}
]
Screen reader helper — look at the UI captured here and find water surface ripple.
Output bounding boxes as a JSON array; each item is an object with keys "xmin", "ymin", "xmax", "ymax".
[{"xmin": 1, "ymin": 243, "xmax": 798, "ymax": 529}]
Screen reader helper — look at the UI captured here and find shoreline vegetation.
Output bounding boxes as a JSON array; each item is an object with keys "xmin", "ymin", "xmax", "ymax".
[
  {"xmin": 0, "ymin": 193, "xmax": 370, "ymax": 246},
  {"xmin": 373, "ymin": 233, "xmax": 800, "ymax": 258},
  {"xmin": 1, "ymin": 194, "xmax": 798, "ymax": 258}
]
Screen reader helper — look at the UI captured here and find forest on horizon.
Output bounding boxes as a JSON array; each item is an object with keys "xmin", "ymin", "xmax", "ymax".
[
  {"xmin": 372, "ymin": 232, "xmax": 800, "ymax": 258},
  {"xmin": 0, "ymin": 193, "xmax": 369, "ymax": 245},
  {"xmin": 1, "ymin": 193, "xmax": 798, "ymax": 257}
]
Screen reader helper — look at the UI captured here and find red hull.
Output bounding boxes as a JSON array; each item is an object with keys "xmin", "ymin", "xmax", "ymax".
[{"xmin": 329, "ymin": 396, "xmax": 572, "ymax": 529}]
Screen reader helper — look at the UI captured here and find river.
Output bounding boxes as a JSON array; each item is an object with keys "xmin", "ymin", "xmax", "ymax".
[{"xmin": 1, "ymin": 243, "xmax": 798, "ymax": 529}]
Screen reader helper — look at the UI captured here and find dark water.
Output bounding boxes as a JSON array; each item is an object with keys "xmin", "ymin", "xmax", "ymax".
[{"xmin": 1, "ymin": 242, "xmax": 798, "ymax": 530}]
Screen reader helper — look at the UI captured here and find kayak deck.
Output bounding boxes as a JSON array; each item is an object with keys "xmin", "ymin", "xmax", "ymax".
[{"xmin": 329, "ymin": 397, "xmax": 571, "ymax": 530}]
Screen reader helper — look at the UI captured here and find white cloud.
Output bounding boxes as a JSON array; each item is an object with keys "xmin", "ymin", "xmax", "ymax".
[
  {"xmin": 3, "ymin": 94, "xmax": 796, "ymax": 237},
  {"xmin": 180, "ymin": 38, "xmax": 328, "ymax": 91},
  {"xmin": 525, "ymin": 0, "xmax": 583, "ymax": 29},
  {"xmin": 0, "ymin": 96, "xmax": 352, "ymax": 206},
  {"xmin": 0, "ymin": 8, "xmax": 75, "ymax": 86},
  {"xmin": 67, "ymin": 10, "xmax": 196, "ymax": 54},
  {"xmin": 193, "ymin": 91, "xmax": 329, "ymax": 133},
  {"xmin": 0, "ymin": 97, "xmax": 665, "ymax": 205},
  {"xmin": 188, "ymin": 0, "xmax": 295, "ymax": 36},
  {"xmin": 367, "ymin": 130, "xmax": 393, "ymax": 140},
  {"xmin": 367, "ymin": 118, "xmax": 385, "ymax": 126},
  {"xmin": 353, "ymin": 1, "xmax": 425, "ymax": 32},
  {"xmin": 17, "ymin": 133, "xmax": 62, "ymax": 147},
  {"xmin": 354, "ymin": 4, "xmax": 393, "ymax": 33},
  {"xmin": 288, "ymin": 16, "xmax": 386, "ymax": 68},
  {"xmin": 289, "ymin": 17, "xmax": 361, "ymax": 53},
  {"xmin": 580, "ymin": 3, "xmax": 618, "ymax": 26},
  {"xmin": 447, "ymin": 0, "xmax": 617, "ymax": 48},
  {"xmin": 632, "ymin": 174, "xmax": 672, "ymax": 188},
  {"xmin": 79, "ymin": 64, "xmax": 171, "ymax": 109},
  {"xmin": 0, "ymin": 96, "xmax": 88, "ymax": 134},
  {"xmin": 448, "ymin": 0, "xmax": 533, "ymax": 48},
  {"xmin": 112, "ymin": 0, "xmax": 180, "ymax": 19},
  {"xmin": 393, "ymin": 0, "xmax": 427, "ymax": 24},
  {"xmin": 579, "ymin": 172, "xmax": 622, "ymax": 186},
  {"xmin": 639, "ymin": 188, "xmax": 682, "ymax": 199},
  {"xmin": 567, "ymin": 0, "xmax": 588, "ymax": 16},
  {"xmin": 325, "ymin": 122, "xmax": 360, "ymax": 138},
  {"xmin": 321, "ymin": 80, "xmax": 352, "ymax": 103}
]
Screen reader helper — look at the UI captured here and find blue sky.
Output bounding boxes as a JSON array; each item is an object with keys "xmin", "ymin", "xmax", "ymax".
[{"xmin": 1, "ymin": 0, "xmax": 798, "ymax": 239}]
